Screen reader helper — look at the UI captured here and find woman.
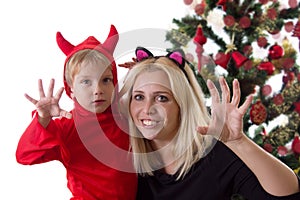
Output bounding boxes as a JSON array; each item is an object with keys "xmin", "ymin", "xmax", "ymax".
[{"xmin": 119, "ymin": 47, "xmax": 300, "ymax": 199}]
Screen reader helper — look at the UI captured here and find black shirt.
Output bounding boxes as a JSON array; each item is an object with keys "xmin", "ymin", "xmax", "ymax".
[{"xmin": 136, "ymin": 140, "xmax": 300, "ymax": 200}]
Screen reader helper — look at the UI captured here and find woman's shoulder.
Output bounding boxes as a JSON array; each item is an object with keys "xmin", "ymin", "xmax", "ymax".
[{"xmin": 199, "ymin": 137, "xmax": 243, "ymax": 169}]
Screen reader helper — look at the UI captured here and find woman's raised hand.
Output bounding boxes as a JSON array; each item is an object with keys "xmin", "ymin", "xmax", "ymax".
[{"xmin": 197, "ymin": 76, "xmax": 252, "ymax": 144}]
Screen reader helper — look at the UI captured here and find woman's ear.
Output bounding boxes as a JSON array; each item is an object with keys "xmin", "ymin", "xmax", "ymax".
[{"xmin": 135, "ymin": 46, "xmax": 153, "ymax": 61}]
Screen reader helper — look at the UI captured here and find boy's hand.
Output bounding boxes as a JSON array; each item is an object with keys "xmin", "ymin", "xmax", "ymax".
[{"xmin": 24, "ymin": 79, "xmax": 72, "ymax": 124}]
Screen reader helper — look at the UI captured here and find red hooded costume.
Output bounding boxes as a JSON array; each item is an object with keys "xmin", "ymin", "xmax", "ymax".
[{"xmin": 16, "ymin": 25, "xmax": 137, "ymax": 200}]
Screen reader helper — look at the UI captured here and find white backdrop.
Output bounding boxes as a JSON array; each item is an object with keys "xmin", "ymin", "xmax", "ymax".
[{"xmin": 0, "ymin": 0, "xmax": 188, "ymax": 199}]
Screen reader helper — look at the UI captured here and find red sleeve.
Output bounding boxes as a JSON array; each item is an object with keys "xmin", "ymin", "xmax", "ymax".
[{"xmin": 16, "ymin": 113, "xmax": 64, "ymax": 165}]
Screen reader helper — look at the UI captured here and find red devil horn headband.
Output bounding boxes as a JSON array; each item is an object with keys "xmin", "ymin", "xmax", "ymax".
[{"xmin": 56, "ymin": 24, "xmax": 119, "ymax": 56}]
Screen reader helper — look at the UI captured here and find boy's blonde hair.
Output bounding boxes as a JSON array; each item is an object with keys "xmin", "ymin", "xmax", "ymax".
[
  {"xmin": 65, "ymin": 49, "xmax": 112, "ymax": 87},
  {"xmin": 120, "ymin": 57, "xmax": 213, "ymax": 180}
]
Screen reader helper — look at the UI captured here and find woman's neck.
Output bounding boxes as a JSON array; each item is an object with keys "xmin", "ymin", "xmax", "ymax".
[{"xmin": 150, "ymin": 140, "xmax": 178, "ymax": 175}]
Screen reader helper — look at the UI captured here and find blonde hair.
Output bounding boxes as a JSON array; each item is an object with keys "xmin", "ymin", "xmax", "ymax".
[
  {"xmin": 120, "ymin": 57, "xmax": 212, "ymax": 180},
  {"xmin": 65, "ymin": 49, "xmax": 112, "ymax": 86}
]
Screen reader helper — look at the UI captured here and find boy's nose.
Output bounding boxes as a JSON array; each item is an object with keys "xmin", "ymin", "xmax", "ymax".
[{"xmin": 94, "ymin": 84, "xmax": 104, "ymax": 95}]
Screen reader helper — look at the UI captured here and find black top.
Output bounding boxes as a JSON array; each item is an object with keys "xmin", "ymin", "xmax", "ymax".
[{"xmin": 136, "ymin": 140, "xmax": 300, "ymax": 200}]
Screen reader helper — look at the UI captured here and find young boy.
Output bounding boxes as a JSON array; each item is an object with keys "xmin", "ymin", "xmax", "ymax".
[{"xmin": 16, "ymin": 25, "xmax": 137, "ymax": 200}]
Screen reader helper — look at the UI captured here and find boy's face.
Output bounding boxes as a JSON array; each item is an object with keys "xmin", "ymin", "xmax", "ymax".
[{"xmin": 71, "ymin": 62, "xmax": 114, "ymax": 113}]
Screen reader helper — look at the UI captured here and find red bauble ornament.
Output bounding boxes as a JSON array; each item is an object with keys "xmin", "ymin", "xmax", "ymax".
[
  {"xmin": 262, "ymin": 84, "xmax": 272, "ymax": 96},
  {"xmin": 224, "ymin": 15, "xmax": 235, "ymax": 27},
  {"xmin": 289, "ymin": 0, "xmax": 298, "ymax": 8},
  {"xmin": 294, "ymin": 101, "xmax": 300, "ymax": 115},
  {"xmin": 195, "ymin": 3, "xmax": 206, "ymax": 16},
  {"xmin": 282, "ymin": 57, "xmax": 295, "ymax": 69},
  {"xmin": 231, "ymin": 51, "xmax": 247, "ymax": 68},
  {"xmin": 183, "ymin": 0, "xmax": 193, "ymax": 5},
  {"xmin": 257, "ymin": 37, "xmax": 268, "ymax": 48},
  {"xmin": 292, "ymin": 135, "xmax": 300, "ymax": 154},
  {"xmin": 193, "ymin": 26, "xmax": 207, "ymax": 45},
  {"xmin": 268, "ymin": 43, "xmax": 284, "ymax": 60},
  {"xmin": 267, "ymin": 8, "xmax": 277, "ymax": 20},
  {"xmin": 214, "ymin": 52, "xmax": 230, "ymax": 69},
  {"xmin": 259, "ymin": 0, "xmax": 268, "ymax": 4},
  {"xmin": 277, "ymin": 146, "xmax": 288, "ymax": 156},
  {"xmin": 285, "ymin": 21, "xmax": 294, "ymax": 32},
  {"xmin": 250, "ymin": 101, "xmax": 267, "ymax": 125},
  {"xmin": 257, "ymin": 61, "xmax": 275, "ymax": 75},
  {"xmin": 273, "ymin": 94, "xmax": 284, "ymax": 105},
  {"xmin": 239, "ymin": 16, "xmax": 251, "ymax": 29},
  {"xmin": 263, "ymin": 143, "xmax": 273, "ymax": 153},
  {"xmin": 283, "ymin": 71, "xmax": 295, "ymax": 84}
]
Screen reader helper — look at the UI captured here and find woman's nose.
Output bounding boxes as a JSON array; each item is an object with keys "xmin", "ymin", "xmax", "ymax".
[{"xmin": 143, "ymin": 99, "xmax": 155, "ymax": 115}]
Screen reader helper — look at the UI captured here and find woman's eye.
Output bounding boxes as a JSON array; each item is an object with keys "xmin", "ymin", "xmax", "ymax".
[
  {"xmin": 157, "ymin": 95, "xmax": 168, "ymax": 102},
  {"xmin": 133, "ymin": 94, "xmax": 144, "ymax": 101}
]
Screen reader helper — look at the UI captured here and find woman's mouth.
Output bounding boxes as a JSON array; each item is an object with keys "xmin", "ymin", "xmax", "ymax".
[{"xmin": 142, "ymin": 119, "xmax": 158, "ymax": 127}]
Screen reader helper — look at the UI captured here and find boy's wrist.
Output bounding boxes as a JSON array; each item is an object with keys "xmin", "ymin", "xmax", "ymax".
[{"xmin": 38, "ymin": 115, "xmax": 51, "ymax": 128}]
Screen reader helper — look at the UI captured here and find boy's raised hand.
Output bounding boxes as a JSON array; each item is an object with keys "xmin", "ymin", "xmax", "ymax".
[{"xmin": 24, "ymin": 79, "xmax": 72, "ymax": 126}]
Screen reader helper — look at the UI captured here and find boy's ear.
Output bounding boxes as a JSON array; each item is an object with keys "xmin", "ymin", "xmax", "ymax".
[{"xmin": 135, "ymin": 47, "xmax": 153, "ymax": 62}]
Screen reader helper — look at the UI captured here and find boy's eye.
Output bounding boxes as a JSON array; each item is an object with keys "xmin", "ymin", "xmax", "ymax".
[
  {"xmin": 103, "ymin": 77, "xmax": 113, "ymax": 84},
  {"xmin": 82, "ymin": 79, "xmax": 91, "ymax": 84}
]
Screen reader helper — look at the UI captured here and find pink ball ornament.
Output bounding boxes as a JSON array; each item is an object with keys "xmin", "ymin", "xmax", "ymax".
[
  {"xmin": 183, "ymin": 0, "xmax": 193, "ymax": 5},
  {"xmin": 289, "ymin": 0, "xmax": 298, "ymax": 8}
]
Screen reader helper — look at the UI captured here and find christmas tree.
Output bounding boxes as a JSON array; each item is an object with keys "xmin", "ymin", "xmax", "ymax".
[{"xmin": 166, "ymin": 0, "xmax": 300, "ymax": 175}]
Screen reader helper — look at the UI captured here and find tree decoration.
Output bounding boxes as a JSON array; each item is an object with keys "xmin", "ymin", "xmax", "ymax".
[
  {"xmin": 268, "ymin": 43, "xmax": 284, "ymax": 60},
  {"xmin": 257, "ymin": 60, "xmax": 275, "ymax": 75},
  {"xmin": 250, "ymin": 101, "xmax": 267, "ymax": 125},
  {"xmin": 292, "ymin": 134, "xmax": 300, "ymax": 154},
  {"xmin": 169, "ymin": 0, "xmax": 300, "ymax": 175}
]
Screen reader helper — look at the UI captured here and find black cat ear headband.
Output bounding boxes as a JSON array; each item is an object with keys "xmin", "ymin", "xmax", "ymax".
[{"xmin": 135, "ymin": 46, "xmax": 189, "ymax": 81}]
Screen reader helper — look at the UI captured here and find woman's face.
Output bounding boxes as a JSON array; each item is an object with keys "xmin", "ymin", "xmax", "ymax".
[{"xmin": 130, "ymin": 70, "xmax": 180, "ymax": 146}]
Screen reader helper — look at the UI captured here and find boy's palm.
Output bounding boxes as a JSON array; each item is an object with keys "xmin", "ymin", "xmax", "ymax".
[{"xmin": 24, "ymin": 79, "xmax": 72, "ymax": 119}]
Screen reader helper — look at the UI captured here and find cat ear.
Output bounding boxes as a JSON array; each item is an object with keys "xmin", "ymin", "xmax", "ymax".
[
  {"xmin": 166, "ymin": 49, "xmax": 185, "ymax": 69},
  {"xmin": 135, "ymin": 47, "xmax": 154, "ymax": 61}
]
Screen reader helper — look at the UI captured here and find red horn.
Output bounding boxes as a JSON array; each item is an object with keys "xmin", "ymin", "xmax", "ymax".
[
  {"xmin": 103, "ymin": 24, "xmax": 119, "ymax": 53},
  {"xmin": 56, "ymin": 32, "xmax": 75, "ymax": 56}
]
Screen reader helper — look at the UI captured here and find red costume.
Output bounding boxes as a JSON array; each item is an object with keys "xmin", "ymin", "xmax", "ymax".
[{"xmin": 16, "ymin": 25, "xmax": 137, "ymax": 200}]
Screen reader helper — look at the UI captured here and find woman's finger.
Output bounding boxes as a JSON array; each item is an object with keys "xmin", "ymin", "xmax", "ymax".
[
  {"xmin": 207, "ymin": 79, "xmax": 220, "ymax": 104},
  {"xmin": 219, "ymin": 76, "xmax": 230, "ymax": 103},
  {"xmin": 231, "ymin": 79, "xmax": 241, "ymax": 106},
  {"xmin": 239, "ymin": 95, "xmax": 253, "ymax": 115}
]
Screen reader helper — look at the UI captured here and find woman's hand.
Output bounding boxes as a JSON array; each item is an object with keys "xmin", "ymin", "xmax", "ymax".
[
  {"xmin": 24, "ymin": 79, "xmax": 72, "ymax": 127},
  {"xmin": 197, "ymin": 76, "xmax": 252, "ymax": 144}
]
